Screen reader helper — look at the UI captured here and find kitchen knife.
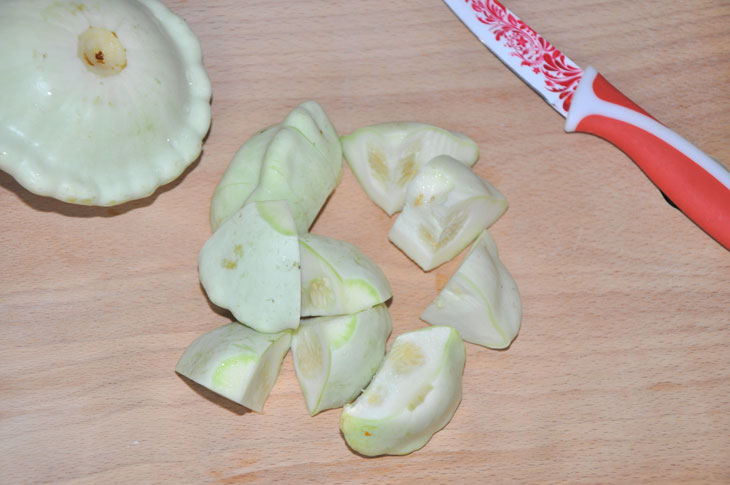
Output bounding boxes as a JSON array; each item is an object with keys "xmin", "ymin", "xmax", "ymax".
[{"xmin": 444, "ymin": 0, "xmax": 730, "ymax": 250}]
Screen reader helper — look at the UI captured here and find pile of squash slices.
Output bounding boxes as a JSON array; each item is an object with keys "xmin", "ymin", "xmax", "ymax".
[{"xmin": 177, "ymin": 101, "xmax": 522, "ymax": 457}]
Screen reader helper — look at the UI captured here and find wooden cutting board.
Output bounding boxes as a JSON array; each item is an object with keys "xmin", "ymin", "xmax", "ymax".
[{"xmin": 2, "ymin": 1, "xmax": 729, "ymax": 482}]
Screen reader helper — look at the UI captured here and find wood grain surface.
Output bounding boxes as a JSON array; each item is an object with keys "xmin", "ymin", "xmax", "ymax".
[{"xmin": 2, "ymin": 1, "xmax": 729, "ymax": 483}]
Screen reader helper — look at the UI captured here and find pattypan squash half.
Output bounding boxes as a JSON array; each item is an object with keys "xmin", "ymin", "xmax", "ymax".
[{"xmin": 0, "ymin": 0, "xmax": 212, "ymax": 206}]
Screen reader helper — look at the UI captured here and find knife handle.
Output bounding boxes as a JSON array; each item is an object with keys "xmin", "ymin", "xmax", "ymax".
[{"xmin": 565, "ymin": 66, "xmax": 730, "ymax": 250}]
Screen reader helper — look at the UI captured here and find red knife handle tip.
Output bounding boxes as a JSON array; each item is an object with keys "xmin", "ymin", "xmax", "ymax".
[{"xmin": 566, "ymin": 67, "xmax": 730, "ymax": 250}]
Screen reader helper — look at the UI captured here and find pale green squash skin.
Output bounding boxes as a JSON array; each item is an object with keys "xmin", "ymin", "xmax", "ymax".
[
  {"xmin": 245, "ymin": 127, "xmax": 339, "ymax": 233},
  {"xmin": 292, "ymin": 304, "xmax": 392, "ymax": 416},
  {"xmin": 209, "ymin": 101, "xmax": 342, "ymax": 233},
  {"xmin": 175, "ymin": 322, "xmax": 292, "ymax": 413},
  {"xmin": 210, "ymin": 125, "xmax": 280, "ymax": 231},
  {"xmin": 198, "ymin": 200, "xmax": 301, "ymax": 334}
]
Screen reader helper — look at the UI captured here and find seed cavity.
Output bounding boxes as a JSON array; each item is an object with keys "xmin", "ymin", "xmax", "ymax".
[
  {"xmin": 366, "ymin": 385, "xmax": 385, "ymax": 406},
  {"xmin": 296, "ymin": 331, "xmax": 323, "ymax": 379},
  {"xmin": 389, "ymin": 341, "xmax": 425, "ymax": 375},
  {"xmin": 367, "ymin": 146, "xmax": 389, "ymax": 184},
  {"xmin": 418, "ymin": 209, "xmax": 468, "ymax": 251},
  {"xmin": 408, "ymin": 384, "xmax": 433, "ymax": 411},
  {"xmin": 397, "ymin": 152, "xmax": 417, "ymax": 187},
  {"xmin": 307, "ymin": 276, "xmax": 335, "ymax": 309}
]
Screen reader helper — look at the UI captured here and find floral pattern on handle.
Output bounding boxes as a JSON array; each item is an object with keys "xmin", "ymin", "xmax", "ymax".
[{"xmin": 467, "ymin": 0, "xmax": 582, "ymax": 112}]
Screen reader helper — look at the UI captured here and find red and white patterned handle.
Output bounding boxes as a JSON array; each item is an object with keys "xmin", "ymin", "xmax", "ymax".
[{"xmin": 566, "ymin": 67, "xmax": 730, "ymax": 250}]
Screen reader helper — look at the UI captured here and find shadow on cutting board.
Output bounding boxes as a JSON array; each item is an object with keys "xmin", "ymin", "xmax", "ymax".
[
  {"xmin": 199, "ymin": 282, "xmax": 238, "ymax": 320},
  {"xmin": 177, "ymin": 373, "xmax": 250, "ymax": 416},
  {"xmin": 0, "ymin": 153, "xmax": 202, "ymax": 217}
]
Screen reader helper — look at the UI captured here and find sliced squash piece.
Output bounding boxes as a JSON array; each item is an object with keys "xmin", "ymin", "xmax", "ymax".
[
  {"xmin": 299, "ymin": 233, "xmax": 392, "ymax": 317},
  {"xmin": 388, "ymin": 155, "xmax": 507, "ymax": 271},
  {"xmin": 282, "ymin": 100, "xmax": 342, "ymax": 168},
  {"xmin": 245, "ymin": 127, "xmax": 339, "ymax": 233},
  {"xmin": 340, "ymin": 325, "xmax": 465, "ymax": 456},
  {"xmin": 292, "ymin": 304, "xmax": 392, "ymax": 416},
  {"xmin": 341, "ymin": 122, "xmax": 479, "ymax": 215},
  {"xmin": 422, "ymin": 230, "xmax": 521, "ymax": 349},
  {"xmin": 198, "ymin": 200, "xmax": 301, "ymax": 333},
  {"xmin": 175, "ymin": 322, "xmax": 291, "ymax": 413},
  {"xmin": 210, "ymin": 124, "xmax": 280, "ymax": 231},
  {"xmin": 209, "ymin": 101, "xmax": 342, "ymax": 232}
]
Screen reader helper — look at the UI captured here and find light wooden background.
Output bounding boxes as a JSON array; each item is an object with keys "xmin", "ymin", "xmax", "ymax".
[{"xmin": 1, "ymin": 1, "xmax": 729, "ymax": 483}]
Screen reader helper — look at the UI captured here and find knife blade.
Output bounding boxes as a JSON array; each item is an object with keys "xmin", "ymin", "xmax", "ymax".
[{"xmin": 444, "ymin": 0, "xmax": 730, "ymax": 250}]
